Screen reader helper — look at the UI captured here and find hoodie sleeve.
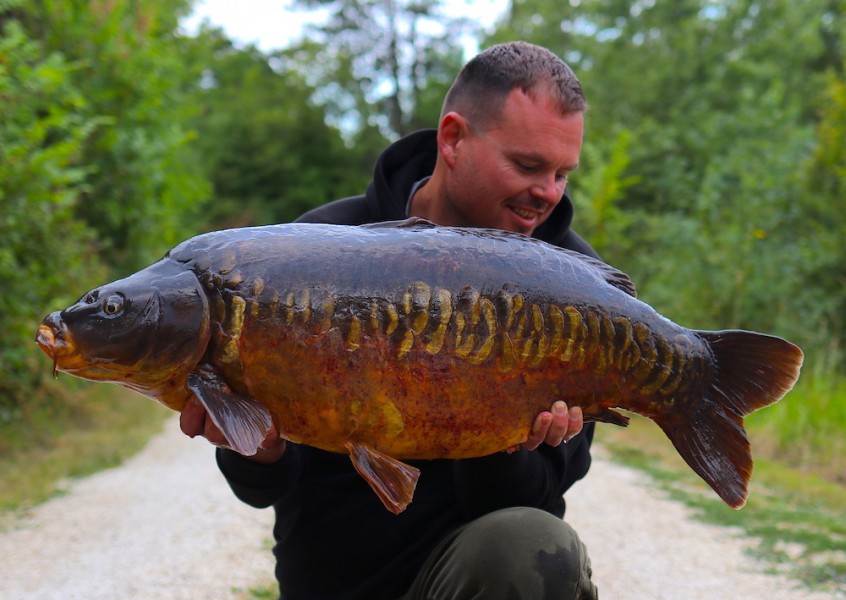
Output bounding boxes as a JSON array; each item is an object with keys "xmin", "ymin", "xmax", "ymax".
[
  {"xmin": 215, "ymin": 443, "xmax": 305, "ymax": 509},
  {"xmin": 453, "ymin": 423, "xmax": 594, "ymax": 519}
]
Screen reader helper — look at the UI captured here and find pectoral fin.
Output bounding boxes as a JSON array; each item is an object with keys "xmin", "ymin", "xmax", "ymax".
[
  {"xmin": 186, "ymin": 368, "xmax": 272, "ymax": 456},
  {"xmin": 345, "ymin": 441, "xmax": 420, "ymax": 514}
]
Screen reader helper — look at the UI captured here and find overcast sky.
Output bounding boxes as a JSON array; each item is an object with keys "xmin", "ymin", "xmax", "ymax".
[{"xmin": 181, "ymin": 0, "xmax": 509, "ymax": 54}]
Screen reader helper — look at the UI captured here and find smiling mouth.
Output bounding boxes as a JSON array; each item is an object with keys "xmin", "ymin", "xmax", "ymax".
[{"xmin": 510, "ymin": 206, "xmax": 539, "ymax": 221}]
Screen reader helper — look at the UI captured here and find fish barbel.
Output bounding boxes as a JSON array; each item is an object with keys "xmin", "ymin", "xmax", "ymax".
[{"xmin": 36, "ymin": 218, "xmax": 804, "ymax": 513}]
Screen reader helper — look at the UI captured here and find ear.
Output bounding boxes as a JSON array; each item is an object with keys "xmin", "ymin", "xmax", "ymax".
[{"xmin": 437, "ymin": 111, "xmax": 468, "ymax": 169}]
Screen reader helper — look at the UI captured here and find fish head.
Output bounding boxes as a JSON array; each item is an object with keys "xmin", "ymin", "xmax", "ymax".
[{"xmin": 36, "ymin": 260, "xmax": 211, "ymax": 397}]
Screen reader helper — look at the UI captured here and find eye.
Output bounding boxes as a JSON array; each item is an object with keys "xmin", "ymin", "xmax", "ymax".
[
  {"xmin": 103, "ymin": 294, "xmax": 125, "ymax": 316},
  {"xmin": 515, "ymin": 161, "xmax": 539, "ymax": 173}
]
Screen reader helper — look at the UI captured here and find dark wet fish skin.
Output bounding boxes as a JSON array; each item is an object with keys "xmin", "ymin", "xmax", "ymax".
[{"xmin": 36, "ymin": 219, "xmax": 804, "ymax": 513}]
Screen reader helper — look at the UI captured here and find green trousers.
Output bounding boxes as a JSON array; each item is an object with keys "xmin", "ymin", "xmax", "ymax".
[{"xmin": 401, "ymin": 507, "xmax": 598, "ymax": 600}]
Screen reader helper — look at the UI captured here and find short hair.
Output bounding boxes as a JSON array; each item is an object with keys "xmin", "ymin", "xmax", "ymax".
[{"xmin": 441, "ymin": 41, "xmax": 586, "ymax": 129}]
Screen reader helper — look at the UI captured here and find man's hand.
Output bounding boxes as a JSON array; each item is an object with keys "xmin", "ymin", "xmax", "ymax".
[
  {"xmin": 508, "ymin": 401, "xmax": 583, "ymax": 453},
  {"xmin": 179, "ymin": 398, "xmax": 287, "ymax": 464}
]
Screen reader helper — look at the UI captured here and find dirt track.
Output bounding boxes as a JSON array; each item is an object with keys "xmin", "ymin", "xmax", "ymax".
[{"xmin": 0, "ymin": 418, "xmax": 839, "ymax": 599}]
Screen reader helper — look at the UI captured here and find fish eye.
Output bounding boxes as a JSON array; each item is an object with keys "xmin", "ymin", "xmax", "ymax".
[{"xmin": 103, "ymin": 294, "xmax": 125, "ymax": 316}]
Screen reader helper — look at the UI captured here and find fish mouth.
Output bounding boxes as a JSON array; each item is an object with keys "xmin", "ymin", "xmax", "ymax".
[{"xmin": 35, "ymin": 317, "xmax": 82, "ymax": 378}]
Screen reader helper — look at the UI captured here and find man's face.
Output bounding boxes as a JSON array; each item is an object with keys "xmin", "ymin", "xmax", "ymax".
[{"xmin": 442, "ymin": 88, "xmax": 584, "ymax": 236}]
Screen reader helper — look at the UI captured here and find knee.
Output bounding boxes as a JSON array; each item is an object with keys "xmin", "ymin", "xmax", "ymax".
[
  {"xmin": 468, "ymin": 507, "xmax": 580, "ymax": 558},
  {"xmin": 459, "ymin": 507, "xmax": 591, "ymax": 593}
]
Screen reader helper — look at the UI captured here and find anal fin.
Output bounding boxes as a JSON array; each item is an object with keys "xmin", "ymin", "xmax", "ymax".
[
  {"xmin": 345, "ymin": 441, "xmax": 420, "ymax": 514},
  {"xmin": 584, "ymin": 406, "xmax": 631, "ymax": 427}
]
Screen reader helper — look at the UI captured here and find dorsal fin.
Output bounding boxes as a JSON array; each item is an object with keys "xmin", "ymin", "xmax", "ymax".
[
  {"xmin": 360, "ymin": 217, "xmax": 438, "ymax": 230},
  {"xmin": 574, "ymin": 252, "xmax": 638, "ymax": 298},
  {"xmin": 360, "ymin": 219, "xmax": 637, "ymax": 298}
]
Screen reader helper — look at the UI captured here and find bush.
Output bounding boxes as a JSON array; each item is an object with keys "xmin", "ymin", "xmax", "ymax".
[{"xmin": 0, "ymin": 20, "xmax": 106, "ymax": 420}]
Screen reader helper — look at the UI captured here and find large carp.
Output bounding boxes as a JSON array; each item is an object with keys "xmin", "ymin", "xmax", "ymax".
[{"xmin": 36, "ymin": 218, "xmax": 803, "ymax": 513}]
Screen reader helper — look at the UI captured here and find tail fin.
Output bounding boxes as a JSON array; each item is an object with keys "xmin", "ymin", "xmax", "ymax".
[{"xmin": 655, "ymin": 330, "xmax": 803, "ymax": 509}]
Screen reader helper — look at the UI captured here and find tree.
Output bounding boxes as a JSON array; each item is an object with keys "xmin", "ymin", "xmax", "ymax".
[
  {"xmin": 14, "ymin": 0, "xmax": 209, "ymax": 271},
  {"xmin": 290, "ymin": 0, "xmax": 470, "ymax": 137},
  {"xmin": 186, "ymin": 27, "xmax": 386, "ymax": 228},
  {"xmin": 0, "ymin": 0, "xmax": 209, "ymax": 420},
  {"xmin": 0, "ymin": 19, "xmax": 105, "ymax": 417}
]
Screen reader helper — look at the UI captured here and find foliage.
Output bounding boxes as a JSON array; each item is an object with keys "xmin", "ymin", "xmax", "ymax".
[
  {"xmin": 0, "ymin": 20, "xmax": 105, "ymax": 418},
  {"xmin": 794, "ymin": 71, "xmax": 846, "ymax": 357},
  {"xmin": 0, "ymin": 0, "xmax": 208, "ymax": 423},
  {"xmin": 14, "ymin": 0, "xmax": 210, "ymax": 272},
  {"xmin": 185, "ymin": 28, "xmax": 383, "ymax": 227},
  {"xmin": 569, "ymin": 130, "xmax": 641, "ymax": 256}
]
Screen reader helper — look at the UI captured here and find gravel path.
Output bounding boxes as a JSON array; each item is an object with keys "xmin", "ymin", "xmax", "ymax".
[{"xmin": 0, "ymin": 418, "xmax": 838, "ymax": 600}]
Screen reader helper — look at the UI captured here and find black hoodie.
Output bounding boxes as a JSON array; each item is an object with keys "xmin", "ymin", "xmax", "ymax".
[{"xmin": 216, "ymin": 129, "xmax": 596, "ymax": 600}]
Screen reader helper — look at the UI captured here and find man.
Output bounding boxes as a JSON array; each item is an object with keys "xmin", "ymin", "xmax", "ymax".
[{"xmin": 181, "ymin": 41, "xmax": 599, "ymax": 599}]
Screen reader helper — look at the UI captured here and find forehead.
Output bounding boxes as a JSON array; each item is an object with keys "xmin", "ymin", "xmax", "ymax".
[
  {"xmin": 495, "ymin": 87, "xmax": 582, "ymax": 130},
  {"xmin": 486, "ymin": 89, "xmax": 584, "ymax": 161}
]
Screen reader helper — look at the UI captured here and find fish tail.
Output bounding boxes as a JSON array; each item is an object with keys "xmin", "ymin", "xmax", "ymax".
[{"xmin": 655, "ymin": 330, "xmax": 803, "ymax": 509}]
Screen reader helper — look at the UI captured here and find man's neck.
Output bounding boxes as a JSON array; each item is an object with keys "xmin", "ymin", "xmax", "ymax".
[{"xmin": 407, "ymin": 171, "xmax": 452, "ymax": 225}]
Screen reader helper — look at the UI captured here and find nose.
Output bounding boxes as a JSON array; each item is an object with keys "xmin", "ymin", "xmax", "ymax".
[{"xmin": 529, "ymin": 172, "xmax": 566, "ymax": 205}]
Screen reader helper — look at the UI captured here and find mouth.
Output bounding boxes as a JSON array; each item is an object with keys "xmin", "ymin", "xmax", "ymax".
[
  {"xmin": 35, "ymin": 325, "xmax": 59, "ymax": 377},
  {"xmin": 511, "ymin": 206, "xmax": 538, "ymax": 220},
  {"xmin": 35, "ymin": 318, "xmax": 79, "ymax": 378},
  {"xmin": 508, "ymin": 205, "xmax": 546, "ymax": 229}
]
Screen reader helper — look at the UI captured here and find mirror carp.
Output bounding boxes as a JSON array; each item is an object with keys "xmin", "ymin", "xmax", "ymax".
[{"xmin": 36, "ymin": 219, "xmax": 804, "ymax": 514}]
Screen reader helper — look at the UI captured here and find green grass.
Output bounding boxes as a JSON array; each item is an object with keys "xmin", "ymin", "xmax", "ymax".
[
  {"xmin": 235, "ymin": 583, "xmax": 279, "ymax": 599},
  {"xmin": 0, "ymin": 379, "xmax": 169, "ymax": 512},
  {"xmin": 746, "ymin": 369, "xmax": 846, "ymax": 485},
  {"xmin": 598, "ymin": 412, "xmax": 846, "ymax": 596}
]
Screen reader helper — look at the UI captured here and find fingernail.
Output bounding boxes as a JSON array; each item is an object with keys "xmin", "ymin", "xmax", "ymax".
[{"xmin": 553, "ymin": 401, "xmax": 567, "ymax": 416}]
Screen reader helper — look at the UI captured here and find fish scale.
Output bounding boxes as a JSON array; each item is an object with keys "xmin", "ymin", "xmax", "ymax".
[{"xmin": 36, "ymin": 218, "xmax": 803, "ymax": 514}]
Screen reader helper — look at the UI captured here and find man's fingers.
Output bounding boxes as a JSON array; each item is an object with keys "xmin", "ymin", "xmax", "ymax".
[
  {"xmin": 524, "ymin": 402, "xmax": 585, "ymax": 451},
  {"xmin": 544, "ymin": 400, "xmax": 570, "ymax": 446},
  {"xmin": 565, "ymin": 405, "xmax": 584, "ymax": 443},
  {"xmin": 179, "ymin": 398, "xmax": 229, "ymax": 447},
  {"xmin": 179, "ymin": 398, "xmax": 206, "ymax": 438}
]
